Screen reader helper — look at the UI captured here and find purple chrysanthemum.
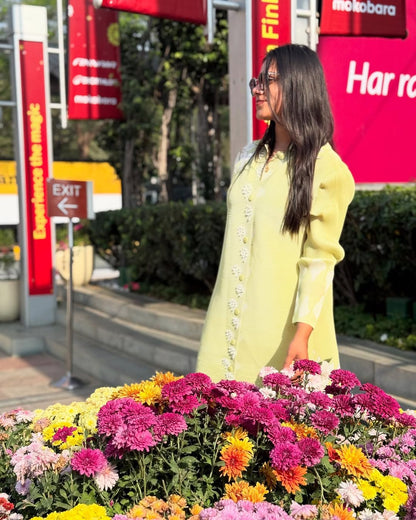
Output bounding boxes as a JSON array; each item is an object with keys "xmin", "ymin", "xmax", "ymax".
[
  {"xmin": 298, "ymin": 437, "xmax": 325, "ymax": 466},
  {"xmin": 310, "ymin": 410, "xmax": 340, "ymax": 435},
  {"xmin": 270, "ymin": 441, "xmax": 302, "ymax": 471},
  {"xmin": 293, "ymin": 359, "xmax": 321, "ymax": 375},
  {"xmin": 71, "ymin": 448, "xmax": 107, "ymax": 477}
]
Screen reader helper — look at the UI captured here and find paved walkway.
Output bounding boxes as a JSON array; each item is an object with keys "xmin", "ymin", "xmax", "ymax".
[{"xmin": 0, "ymin": 350, "xmax": 104, "ymax": 413}]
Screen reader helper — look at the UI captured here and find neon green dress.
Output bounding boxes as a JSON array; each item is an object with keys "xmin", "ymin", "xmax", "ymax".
[{"xmin": 196, "ymin": 142, "xmax": 355, "ymax": 384}]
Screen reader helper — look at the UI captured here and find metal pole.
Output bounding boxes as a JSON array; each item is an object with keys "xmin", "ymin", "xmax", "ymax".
[
  {"xmin": 66, "ymin": 217, "xmax": 74, "ymax": 375},
  {"xmin": 51, "ymin": 218, "xmax": 84, "ymax": 389}
]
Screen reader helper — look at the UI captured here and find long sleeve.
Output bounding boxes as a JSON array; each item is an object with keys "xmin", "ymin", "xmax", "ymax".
[{"xmin": 292, "ymin": 146, "xmax": 355, "ymax": 328}]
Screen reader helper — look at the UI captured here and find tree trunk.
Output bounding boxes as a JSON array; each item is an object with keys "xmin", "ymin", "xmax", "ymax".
[
  {"xmin": 122, "ymin": 138, "xmax": 135, "ymax": 209},
  {"xmin": 157, "ymin": 88, "xmax": 177, "ymax": 202}
]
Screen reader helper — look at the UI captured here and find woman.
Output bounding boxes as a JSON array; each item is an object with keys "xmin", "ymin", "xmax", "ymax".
[{"xmin": 196, "ymin": 44, "xmax": 355, "ymax": 384}]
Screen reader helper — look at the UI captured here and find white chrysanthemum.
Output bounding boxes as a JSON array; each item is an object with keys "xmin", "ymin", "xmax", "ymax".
[
  {"xmin": 228, "ymin": 299, "xmax": 238, "ymax": 311},
  {"xmin": 337, "ymin": 480, "xmax": 364, "ymax": 507},
  {"xmin": 258, "ymin": 366, "xmax": 279, "ymax": 378},
  {"xmin": 358, "ymin": 510, "xmax": 380, "ymax": 520},
  {"xmin": 259, "ymin": 387, "xmax": 276, "ymax": 400},
  {"xmin": 306, "ymin": 373, "xmax": 332, "ymax": 392},
  {"xmin": 240, "ymin": 247, "xmax": 249, "ymax": 263},
  {"xmin": 382, "ymin": 511, "xmax": 400, "ymax": 520},
  {"xmin": 94, "ymin": 463, "xmax": 119, "ymax": 491}
]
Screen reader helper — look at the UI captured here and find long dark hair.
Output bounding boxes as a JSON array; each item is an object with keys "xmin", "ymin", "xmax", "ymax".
[{"xmin": 254, "ymin": 44, "xmax": 334, "ymax": 234}]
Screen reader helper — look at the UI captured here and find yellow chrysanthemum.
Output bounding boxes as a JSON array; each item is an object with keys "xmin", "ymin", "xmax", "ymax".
[
  {"xmin": 168, "ymin": 495, "xmax": 187, "ymax": 508},
  {"xmin": 327, "ymin": 503, "xmax": 355, "ymax": 520},
  {"xmin": 113, "ymin": 383, "xmax": 143, "ymax": 401},
  {"xmin": 336, "ymin": 444, "xmax": 373, "ymax": 479},
  {"xmin": 223, "ymin": 427, "xmax": 249, "ymax": 442},
  {"xmin": 138, "ymin": 381, "xmax": 162, "ymax": 405},
  {"xmin": 41, "ymin": 421, "xmax": 84, "ymax": 450},
  {"xmin": 260, "ymin": 461, "xmax": 277, "ymax": 489},
  {"xmin": 127, "ymin": 504, "xmax": 147, "ymax": 517},
  {"xmin": 30, "ymin": 503, "xmax": 111, "ymax": 520},
  {"xmin": 282, "ymin": 421, "xmax": 319, "ymax": 439},
  {"xmin": 224, "ymin": 480, "xmax": 268, "ymax": 503},
  {"xmin": 190, "ymin": 504, "xmax": 203, "ymax": 515},
  {"xmin": 357, "ymin": 479, "xmax": 378, "ymax": 500}
]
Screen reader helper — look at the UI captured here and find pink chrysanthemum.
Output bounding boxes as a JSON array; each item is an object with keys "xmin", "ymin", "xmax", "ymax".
[
  {"xmin": 71, "ymin": 448, "xmax": 107, "ymax": 477},
  {"xmin": 289, "ymin": 501, "xmax": 318, "ymax": 518},
  {"xmin": 266, "ymin": 424, "xmax": 297, "ymax": 445},
  {"xmin": 262, "ymin": 373, "xmax": 292, "ymax": 389},
  {"xmin": 308, "ymin": 391, "xmax": 332, "ymax": 409},
  {"xmin": 270, "ymin": 441, "xmax": 302, "ymax": 471},
  {"xmin": 162, "ymin": 378, "xmax": 193, "ymax": 400},
  {"xmin": 331, "ymin": 394, "xmax": 356, "ymax": 416},
  {"xmin": 52, "ymin": 426, "xmax": 77, "ymax": 444},
  {"xmin": 298, "ymin": 437, "xmax": 325, "ymax": 466},
  {"xmin": 94, "ymin": 462, "xmax": 119, "ymax": 491},
  {"xmin": 153, "ymin": 413, "xmax": 188, "ymax": 441},
  {"xmin": 326, "ymin": 369, "xmax": 361, "ymax": 395},
  {"xmin": 184, "ymin": 372, "xmax": 213, "ymax": 393},
  {"xmin": 310, "ymin": 410, "xmax": 339, "ymax": 435},
  {"xmin": 169, "ymin": 394, "xmax": 201, "ymax": 414},
  {"xmin": 293, "ymin": 359, "xmax": 321, "ymax": 375},
  {"xmin": 355, "ymin": 383, "xmax": 401, "ymax": 421}
]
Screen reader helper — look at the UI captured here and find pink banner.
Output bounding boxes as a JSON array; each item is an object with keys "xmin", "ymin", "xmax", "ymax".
[
  {"xmin": 318, "ymin": 1, "xmax": 416, "ymax": 184},
  {"xmin": 251, "ymin": 0, "xmax": 291, "ymax": 140},
  {"xmin": 68, "ymin": 0, "xmax": 123, "ymax": 119},
  {"xmin": 19, "ymin": 40, "xmax": 54, "ymax": 295},
  {"xmin": 96, "ymin": 0, "xmax": 207, "ymax": 25},
  {"xmin": 320, "ymin": 0, "xmax": 406, "ymax": 37}
]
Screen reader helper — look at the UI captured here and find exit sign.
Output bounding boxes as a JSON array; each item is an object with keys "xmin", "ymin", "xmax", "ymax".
[{"xmin": 47, "ymin": 179, "xmax": 94, "ymax": 219}]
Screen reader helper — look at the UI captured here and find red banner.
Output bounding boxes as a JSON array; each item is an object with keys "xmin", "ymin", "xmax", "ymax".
[
  {"xmin": 19, "ymin": 40, "xmax": 54, "ymax": 295},
  {"xmin": 318, "ymin": 0, "xmax": 416, "ymax": 183},
  {"xmin": 94, "ymin": 0, "xmax": 207, "ymax": 25},
  {"xmin": 251, "ymin": 0, "xmax": 291, "ymax": 140},
  {"xmin": 68, "ymin": 0, "xmax": 123, "ymax": 119},
  {"xmin": 320, "ymin": 0, "xmax": 406, "ymax": 37}
]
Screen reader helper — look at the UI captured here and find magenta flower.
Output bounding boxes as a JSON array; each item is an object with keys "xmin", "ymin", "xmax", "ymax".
[
  {"xmin": 162, "ymin": 378, "xmax": 193, "ymax": 400},
  {"xmin": 325, "ymin": 369, "xmax": 361, "ymax": 394},
  {"xmin": 262, "ymin": 373, "xmax": 292, "ymax": 389},
  {"xmin": 310, "ymin": 410, "xmax": 339, "ymax": 435},
  {"xmin": 153, "ymin": 413, "xmax": 187, "ymax": 442},
  {"xmin": 270, "ymin": 441, "xmax": 302, "ymax": 471},
  {"xmin": 298, "ymin": 437, "xmax": 325, "ymax": 466},
  {"xmin": 168, "ymin": 394, "xmax": 201, "ymax": 414},
  {"xmin": 293, "ymin": 359, "xmax": 321, "ymax": 375},
  {"xmin": 308, "ymin": 391, "xmax": 332, "ymax": 409},
  {"xmin": 331, "ymin": 394, "xmax": 356, "ymax": 416},
  {"xmin": 52, "ymin": 426, "xmax": 77, "ymax": 444},
  {"xmin": 355, "ymin": 383, "xmax": 401, "ymax": 421},
  {"xmin": 71, "ymin": 448, "xmax": 107, "ymax": 477},
  {"xmin": 266, "ymin": 424, "xmax": 296, "ymax": 445},
  {"xmin": 184, "ymin": 372, "xmax": 213, "ymax": 394}
]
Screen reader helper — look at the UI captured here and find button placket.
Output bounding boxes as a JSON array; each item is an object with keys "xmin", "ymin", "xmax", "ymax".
[{"xmin": 222, "ymin": 180, "xmax": 256, "ymax": 379}]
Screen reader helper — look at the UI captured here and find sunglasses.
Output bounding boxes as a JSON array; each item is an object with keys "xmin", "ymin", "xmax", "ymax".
[{"xmin": 249, "ymin": 71, "xmax": 280, "ymax": 95}]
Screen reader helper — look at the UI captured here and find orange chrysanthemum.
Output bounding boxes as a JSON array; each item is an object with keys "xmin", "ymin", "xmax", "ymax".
[
  {"xmin": 273, "ymin": 465, "xmax": 307, "ymax": 494},
  {"xmin": 260, "ymin": 462, "xmax": 277, "ymax": 489},
  {"xmin": 224, "ymin": 480, "xmax": 268, "ymax": 503},
  {"xmin": 282, "ymin": 421, "xmax": 319, "ymax": 440},
  {"xmin": 113, "ymin": 383, "xmax": 143, "ymax": 401},
  {"xmin": 325, "ymin": 441, "xmax": 340, "ymax": 462},
  {"xmin": 327, "ymin": 502, "xmax": 356, "ymax": 520},
  {"xmin": 152, "ymin": 371, "xmax": 183, "ymax": 387},
  {"xmin": 219, "ymin": 445, "xmax": 252, "ymax": 480},
  {"xmin": 336, "ymin": 444, "xmax": 373, "ymax": 479}
]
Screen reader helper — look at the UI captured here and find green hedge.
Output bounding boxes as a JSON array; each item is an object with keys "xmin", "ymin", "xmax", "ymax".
[{"xmin": 86, "ymin": 185, "xmax": 416, "ymax": 308}]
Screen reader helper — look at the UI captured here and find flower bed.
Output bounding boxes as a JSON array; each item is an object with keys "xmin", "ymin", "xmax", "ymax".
[{"xmin": 1, "ymin": 362, "xmax": 416, "ymax": 520}]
